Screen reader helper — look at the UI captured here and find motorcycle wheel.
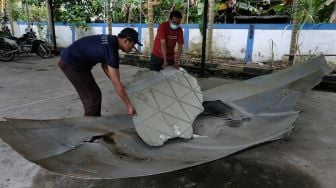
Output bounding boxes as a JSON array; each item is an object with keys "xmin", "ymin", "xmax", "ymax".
[
  {"xmin": 0, "ymin": 43, "xmax": 14, "ymax": 62},
  {"xmin": 36, "ymin": 43, "xmax": 51, "ymax": 58}
]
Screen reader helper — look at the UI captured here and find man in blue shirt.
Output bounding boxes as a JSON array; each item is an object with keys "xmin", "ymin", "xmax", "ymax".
[{"xmin": 58, "ymin": 28, "xmax": 142, "ymax": 116}]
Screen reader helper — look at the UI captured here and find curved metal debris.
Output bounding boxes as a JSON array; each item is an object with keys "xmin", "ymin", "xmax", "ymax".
[
  {"xmin": 127, "ymin": 67, "xmax": 204, "ymax": 146},
  {"xmin": 0, "ymin": 56, "xmax": 330, "ymax": 179}
]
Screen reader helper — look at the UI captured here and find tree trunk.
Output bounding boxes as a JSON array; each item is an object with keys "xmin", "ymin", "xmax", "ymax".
[
  {"xmin": 288, "ymin": 0, "xmax": 299, "ymax": 65},
  {"xmin": 128, "ymin": 6, "xmax": 132, "ymax": 23},
  {"xmin": 206, "ymin": 0, "xmax": 215, "ymax": 61},
  {"xmin": 1, "ymin": 0, "xmax": 4, "ymax": 16},
  {"xmin": 148, "ymin": 0, "xmax": 154, "ymax": 54},
  {"xmin": 25, "ymin": 0, "xmax": 30, "ymax": 27},
  {"xmin": 107, "ymin": 0, "xmax": 112, "ymax": 35},
  {"xmin": 7, "ymin": 0, "xmax": 14, "ymax": 35},
  {"xmin": 45, "ymin": 0, "xmax": 53, "ymax": 43},
  {"xmin": 1, "ymin": 0, "xmax": 6, "ymax": 32},
  {"xmin": 186, "ymin": 0, "xmax": 190, "ymax": 24},
  {"xmin": 329, "ymin": 3, "xmax": 336, "ymax": 23}
]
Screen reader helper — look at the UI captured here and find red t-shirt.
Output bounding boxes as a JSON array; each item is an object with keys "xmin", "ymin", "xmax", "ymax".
[{"xmin": 152, "ymin": 21, "xmax": 184, "ymax": 59}]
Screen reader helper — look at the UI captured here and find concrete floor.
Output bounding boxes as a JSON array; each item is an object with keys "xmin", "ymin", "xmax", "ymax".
[{"xmin": 0, "ymin": 56, "xmax": 335, "ymax": 188}]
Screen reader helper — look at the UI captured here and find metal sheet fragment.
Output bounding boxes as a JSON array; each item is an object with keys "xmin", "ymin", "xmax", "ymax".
[
  {"xmin": 126, "ymin": 67, "xmax": 204, "ymax": 146},
  {"xmin": 0, "ymin": 55, "xmax": 331, "ymax": 179}
]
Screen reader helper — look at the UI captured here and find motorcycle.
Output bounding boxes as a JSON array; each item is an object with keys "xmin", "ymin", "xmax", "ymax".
[{"xmin": 0, "ymin": 27, "xmax": 51, "ymax": 62}]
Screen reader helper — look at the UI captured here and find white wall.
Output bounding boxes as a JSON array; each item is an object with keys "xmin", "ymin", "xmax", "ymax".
[
  {"xmin": 55, "ymin": 25, "xmax": 73, "ymax": 47},
  {"xmin": 213, "ymin": 29, "xmax": 248, "ymax": 59},
  {"xmin": 140, "ymin": 27, "xmax": 158, "ymax": 54},
  {"xmin": 253, "ymin": 29, "xmax": 336, "ymax": 62},
  {"xmin": 13, "ymin": 22, "xmax": 336, "ymax": 63},
  {"xmin": 253, "ymin": 30, "xmax": 292, "ymax": 62},
  {"xmin": 298, "ymin": 30, "xmax": 336, "ymax": 56}
]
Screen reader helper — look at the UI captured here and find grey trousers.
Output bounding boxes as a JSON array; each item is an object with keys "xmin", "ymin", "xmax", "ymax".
[{"xmin": 58, "ymin": 60, "xmax": 102, "ymax": 116}]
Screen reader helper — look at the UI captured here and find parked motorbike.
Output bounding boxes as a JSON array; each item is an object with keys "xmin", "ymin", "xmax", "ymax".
[{"xmin": 0, "ymin": 28, "xmax": 51, "ymax": 62}]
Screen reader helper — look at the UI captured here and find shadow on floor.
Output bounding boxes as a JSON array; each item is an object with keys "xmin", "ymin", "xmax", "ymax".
[{"xmin": 32, "ymin": 157, "xmax": 320, "ymax": 188}]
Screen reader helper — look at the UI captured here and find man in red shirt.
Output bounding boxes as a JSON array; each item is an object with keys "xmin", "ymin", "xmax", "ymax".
[{"xmin": 150, "ymin": 10, "xmax": 184, "ymax": 71}]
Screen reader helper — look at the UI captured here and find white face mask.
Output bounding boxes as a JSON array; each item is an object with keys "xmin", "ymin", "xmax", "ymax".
[{"xmin": 170, "ymin": 23, "xmax": 179, "ymax": 30}]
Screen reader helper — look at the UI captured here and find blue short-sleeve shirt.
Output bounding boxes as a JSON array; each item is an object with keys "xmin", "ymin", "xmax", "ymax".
[{"xmin": 61, "ymin": 35, "xmax": 119, "ymax": 71}]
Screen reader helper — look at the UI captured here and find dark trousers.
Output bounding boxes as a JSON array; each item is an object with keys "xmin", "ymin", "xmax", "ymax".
[
  {"xmin": 149, "ymin": 54, "xmax": 174, "ymax": 71},
  {"xmin": 58, "ymin": 60, "xmax": 102, "ymax": 116}
]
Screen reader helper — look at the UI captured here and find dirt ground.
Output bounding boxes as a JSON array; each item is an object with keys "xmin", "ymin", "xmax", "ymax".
[{"xmin": 0, "ymin": 56, "xmax": 335, "ymax": 188}]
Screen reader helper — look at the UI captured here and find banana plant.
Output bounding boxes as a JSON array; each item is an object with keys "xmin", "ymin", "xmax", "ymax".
[
  {"xmin": 269, "ymin": 0, "xmax": 335, "ymax": 64},
  {"xmin": 271, "ymin": 0, "xmax": 335, "ymax": 23},
  {"xmin": 298, "ymin": 0, "xmax": 332, "ymax": 23},
  {"xmin": 236, "ymin": 1, "xmax": 259, "ymax": 15}
]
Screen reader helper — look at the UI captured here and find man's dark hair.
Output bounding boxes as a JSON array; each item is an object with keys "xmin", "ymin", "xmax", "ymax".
[
  {"xmin": 118, "ymin": 27, "xmax": 143, "ymax": 46},
  {"xmin": 169, "ymin": 10, "xmax": 182, "ymax": 20}
]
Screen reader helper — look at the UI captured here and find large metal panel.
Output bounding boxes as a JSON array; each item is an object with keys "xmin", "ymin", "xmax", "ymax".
[{"xmin": 0, "ymin": 56, "xmax": 330, "ymax": 179}]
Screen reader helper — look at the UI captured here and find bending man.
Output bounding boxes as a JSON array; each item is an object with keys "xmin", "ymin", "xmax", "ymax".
[{"xmin": 58, "ymin": 28, "xmax": 142, "ymax": 116}]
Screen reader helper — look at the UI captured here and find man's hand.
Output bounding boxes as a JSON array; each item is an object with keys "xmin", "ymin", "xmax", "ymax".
[
  {"xmin": 128, "ymin": 105, "xmax": 137, "ymax": 116},
  {"xmin": 108, "ymin": 66, "xmax": 136, "ymax": 116},
  {"xmin": 175, "ymin": 44, "xmax": 183, "ymax": 70},
  {"xmin": 162, "ymin": 59, "xmax": 168, "ymax": 69},
  {"xmin": 160, "ymin": 39, "xmax": 168, "ymax": 69},
  {"xmin": 174, "ymin": 60, "xmax": 180, "ymax": 69}
]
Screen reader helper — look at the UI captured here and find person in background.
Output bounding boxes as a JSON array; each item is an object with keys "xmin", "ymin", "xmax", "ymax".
[{"xmin": 149, "ymin": 10, "xmax": 184, "ymax": 71}]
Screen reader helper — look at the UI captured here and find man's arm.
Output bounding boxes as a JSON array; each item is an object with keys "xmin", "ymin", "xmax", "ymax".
[
  {"xmin": 101, "ymin": 63, "xmax": 110, "ymax": 79},
  {"xmin": 160, "ymin": 39, "xmax": 168, "ymax": 68},
  {"xmin": 156, "ymin": 23, "xmax": 168, "ymax": 68},
  {"xmin": 103, "ymin": 64, "xmax": 136, "ymax": 116},
  {"xmin": 175, "ymin": 44, "xmax": 183, "ymax": 69},
  {"xmin": 175, "ymin": 28, "xmax": 184, "ymax": 69}
]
